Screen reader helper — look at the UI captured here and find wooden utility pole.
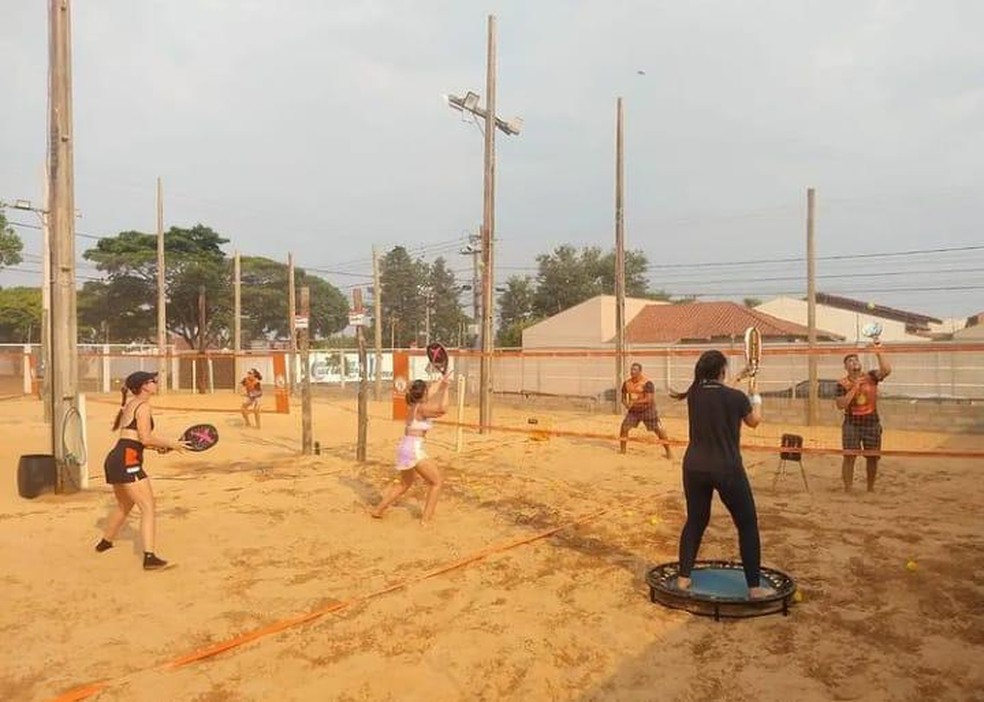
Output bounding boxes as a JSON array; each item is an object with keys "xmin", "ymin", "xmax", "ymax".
[
  {"xmin": 48, "ymin": 0, "xmax": 80, "ymax": 491},
  {"xmin": 197, "ymin": 285, "xmax": 206, "ymax": 393},
  {"xmin": 354, "ymin": 288, "xmax": 368, "ymax": 462},
  {"xmin": 299, "ymin": 286, "xmax": 312, "ymax": 455},
  {"xmin": 156, "ymin": 176, "xmax": 167, "ymax": 393},
  {"xmin": 233, "ymin": 251, "xmax": 242, "ymax": 386},
  {"xmin": 614, "ymin": 96, "xmax": 627, "ymax": 414},
  {"xmin": 287, "ymin": 253, "xmax": 296, "ymax": 393},
  {"xmin": 372, "ymin": 246, "xmax": 383, "ymax": 401},
  {"xmin": 40, "ymin": 166, "xmax": 52, "ymax": 424},
  {"xmin": 472, "ymin": 234, "xmax": 481, "ymax": 344},
  {"xmin": 479, "ymin": 14, "xmax": 497, "ymax": 434},
  {"xmin": 806, "ymin": 187, "xmax": 818, "ymax": 425}
]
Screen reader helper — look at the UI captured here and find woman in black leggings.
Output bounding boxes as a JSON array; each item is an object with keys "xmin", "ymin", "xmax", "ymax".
[{"xmin": 671, "ymin": 350, "xmax": 773, "ymax": 599}]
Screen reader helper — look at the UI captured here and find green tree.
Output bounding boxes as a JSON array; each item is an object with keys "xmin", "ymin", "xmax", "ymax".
[
  {"xmin": 0, "ymin": 286, "xmax": 41, "ymax": 342},
  {"xmin": 77, "ymin": 278, "xmax": 155, "ymax": 343},
  {"xmin": 83, "ymin": 224, "xmax": 229, "ymax": 346},
  {"xmin": 597, "ymin": 249, "xmax": 651, "ymax": 298},
  {"xmin": 743, "ymin": 297, "xmax": 762, "ymax": 308},
  {"xmin": 378, "ymin": 246, "xmax": 428, "ymax": 347},
  {"xmin": 496, "ymin": 275, "xmax": 538, "ymax": 345},
  {"xmin": 0, "ymin": 212, "xmax": 24, "ymax": 269},
  {"xmin": 426, "ymin": 257, "xmax": 468, "ymax": 345}
]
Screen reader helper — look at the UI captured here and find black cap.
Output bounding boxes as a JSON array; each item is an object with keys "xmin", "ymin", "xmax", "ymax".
[{"xmin": 125, "ymin": 371, "xmax": 158, "ymax": 392}]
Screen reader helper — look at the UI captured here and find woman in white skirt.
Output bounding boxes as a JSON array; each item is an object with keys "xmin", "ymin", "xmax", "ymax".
[{"xmin": 370, "ymin": 373, "xmax": 451, "ymax": 524}]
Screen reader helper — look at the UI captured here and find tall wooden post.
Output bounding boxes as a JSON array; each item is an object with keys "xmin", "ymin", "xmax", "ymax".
[
  {"xmin": 233, "ymin": 251, "xmax": 242, "ymax": 387},
  {"xmin": 479, "ymin": 14, "xmax": 498, "ymax": 433},
  {"xmin": 807, "ymin": 188, "xmax": 818, "ymax": 425},
  {"xmin": 299, "ymin": 286, "xmax": 312, "ymax": 454},
  {"xmin": 354, "ymin": 288, "xmax": 368, "ymax": 462},
  {"xmin": 197, "ymin": 285, "xmax": 206, "ymax": 394},
  {"xmin": 372, "ymin": 247, "xmax": 383, "ymax": 401},
  {"xmin": 287, "ymin": 253, "xmax": 297, "ymax": 394},
  {"xmin": 156, "ymin": 176, "xmax": 167, "ymax": 393},
  {"xmin": 614, "ymin": 96, "xmax": 627, "ymax": 414},
  {"xmin": 48, "ymin": 0, "xmax": 80, "ymax": 491}
]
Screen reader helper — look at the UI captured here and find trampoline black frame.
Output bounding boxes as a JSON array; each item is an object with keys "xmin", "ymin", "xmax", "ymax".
[{"xmin": 646, "ymin": 560, "xmax": 797, "ymax": 621}]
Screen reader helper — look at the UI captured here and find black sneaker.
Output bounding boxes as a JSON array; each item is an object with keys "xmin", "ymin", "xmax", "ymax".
[
  {"xmin": 95, "ymin": 538, "xmax": 113, "ymax": 553},
  {"xmin": 143, "ymin": 553, "xmax": 170, "ymax": 570}
]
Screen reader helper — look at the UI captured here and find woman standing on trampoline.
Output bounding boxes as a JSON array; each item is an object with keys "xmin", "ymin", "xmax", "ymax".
[
  {"xmin": 370, "ymin": 372, "xmax": 451, "ymax": 524},
  {"xmin": 670, "ymin": 350, "xmax": 773, "ymax": 599}
]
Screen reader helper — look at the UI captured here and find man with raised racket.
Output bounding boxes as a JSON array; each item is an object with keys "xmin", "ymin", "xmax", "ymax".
[{"xmin": 619, "ymin": 362, "xmax": 673, "ymax": 459}]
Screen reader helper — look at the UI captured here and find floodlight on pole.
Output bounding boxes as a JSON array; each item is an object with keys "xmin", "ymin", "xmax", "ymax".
[{"xmin": 444, "ymin": 92, "xmax": 523, "ymax": 136}]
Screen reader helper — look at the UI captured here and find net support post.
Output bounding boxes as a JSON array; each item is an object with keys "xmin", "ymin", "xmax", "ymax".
[{"xmin": 455, "ymin": 374, "xmax": 466, "ymax": 453}]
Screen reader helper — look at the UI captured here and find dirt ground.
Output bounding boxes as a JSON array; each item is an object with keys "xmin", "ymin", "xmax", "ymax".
[{"xmin": 1, "ymin": 391, "xmax": 982, "ymax": 702}]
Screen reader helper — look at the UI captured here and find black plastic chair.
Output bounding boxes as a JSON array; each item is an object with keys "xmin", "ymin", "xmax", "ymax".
[{"xmin": 774, "ymin": 433, "xmax": 809, "ymax": 491}]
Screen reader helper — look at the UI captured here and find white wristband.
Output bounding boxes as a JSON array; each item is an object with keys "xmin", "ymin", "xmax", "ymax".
[{"xmin": 749, "ymin": 394, "xmax": 762, "ymax": 406}]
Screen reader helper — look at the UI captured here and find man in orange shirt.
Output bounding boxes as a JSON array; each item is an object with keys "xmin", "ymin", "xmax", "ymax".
[
  {"xmin": 836, "ymin": 341, "xmax": 891, "ymax": 492},
  {"xmin": 619, "ymin": 362, "xmax": 672, "ymax": 459}
]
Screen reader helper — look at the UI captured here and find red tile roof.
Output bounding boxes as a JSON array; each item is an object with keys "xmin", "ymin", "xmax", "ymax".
[{"xmin": 622, "ymin": 301, "xmax": 841, "ymax": 344}]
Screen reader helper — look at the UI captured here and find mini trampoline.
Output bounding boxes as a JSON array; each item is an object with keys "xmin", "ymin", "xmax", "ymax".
[{"xmin": 646, "ymin": 560, "xmax": 797, "ymax": 620}]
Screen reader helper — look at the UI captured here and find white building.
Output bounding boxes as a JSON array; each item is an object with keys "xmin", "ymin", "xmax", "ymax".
[
  {"xmin": 522, "ymin": 295, "xmax": 663, "ymax": 349},
  {"xmin": 755, "ymin": 294, "xmax": 947, "ymax": 343}
]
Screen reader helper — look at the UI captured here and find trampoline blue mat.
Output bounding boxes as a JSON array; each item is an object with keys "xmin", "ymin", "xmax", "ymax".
[{"xmin": 688, "ymin": 568, "xmax": 753, "ymax": 599}]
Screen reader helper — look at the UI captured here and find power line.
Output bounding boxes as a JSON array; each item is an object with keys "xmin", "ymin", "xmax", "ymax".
[{"xmin": 7, "ymin": 218, "xmax": 105, "ymax": 240}]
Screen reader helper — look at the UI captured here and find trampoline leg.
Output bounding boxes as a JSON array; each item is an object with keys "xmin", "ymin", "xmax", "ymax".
[
  {"xmin": 649, "ymin": 586, "xmax": 657, "ymax": 604},
  {"xmin": 782, "ymin": 598, "xmax": 789, "ymax": 616},
  {"xmin": 714, "ymin": 605, "xmax": 720, "ymax": 622}
]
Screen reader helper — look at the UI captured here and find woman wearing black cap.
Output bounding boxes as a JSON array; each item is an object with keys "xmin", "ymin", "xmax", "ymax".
[{"xmin": 95, "ymin": 371, "xmax": 187, "ymax": 570}]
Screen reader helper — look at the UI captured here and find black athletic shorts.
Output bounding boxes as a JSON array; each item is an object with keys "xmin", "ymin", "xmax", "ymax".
[{"xmin": 103, "ymin": 439, "xmax": 148, "ymax": 484}]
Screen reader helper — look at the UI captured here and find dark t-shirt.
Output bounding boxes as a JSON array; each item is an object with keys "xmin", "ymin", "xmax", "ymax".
[{"xmin": 682, "ymin": 381, "xmax": 752, "ymax": 475}]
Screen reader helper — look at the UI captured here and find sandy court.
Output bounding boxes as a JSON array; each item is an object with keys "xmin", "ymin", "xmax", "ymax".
[{"xmin": 1, "ymin": 391, "xmax": 983, "ymax": 701}]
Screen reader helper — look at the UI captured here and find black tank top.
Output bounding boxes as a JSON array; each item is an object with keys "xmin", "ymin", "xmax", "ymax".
[{"xmin": 123, "ymin": 402, "xmax": 155, "ymax": 431}]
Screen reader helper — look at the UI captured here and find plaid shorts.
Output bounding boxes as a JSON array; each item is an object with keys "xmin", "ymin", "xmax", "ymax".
[
  {"xmin": 621, "ymin": 406, "xmax": 661, "ymax": 433},
  {"xmin": 842, "ymin": 414, "xmax": 882, "ymax": 452}
]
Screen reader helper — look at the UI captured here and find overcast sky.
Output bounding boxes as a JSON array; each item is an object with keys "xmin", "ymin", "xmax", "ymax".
[{"xmin": 1, "ymin": 1, "xmax": 982, "ymax": 318}]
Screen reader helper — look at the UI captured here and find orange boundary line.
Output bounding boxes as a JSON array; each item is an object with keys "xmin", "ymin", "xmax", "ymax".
[
  {"xmin": 434, "ymin": 419, "xmax": 984, "ymax": 460},
  {"xmin": 48, "ymin": 507, "xmax": 610, "ymax": 702},
  {"xmin": 85, "ymin": 396, "xmax": 286, "ymax": 414}
]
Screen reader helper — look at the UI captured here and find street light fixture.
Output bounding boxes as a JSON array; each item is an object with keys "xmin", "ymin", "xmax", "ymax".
[{"xmin": 444, "ymin": 92, "xmax": 523, "ymax": 136}]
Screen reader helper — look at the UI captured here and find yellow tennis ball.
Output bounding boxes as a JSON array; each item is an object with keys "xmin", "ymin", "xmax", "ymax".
[
  {"xmin": 867, "ymin": 302, "xmax": 876, "ymax": 310},
  {"xmin": 649, "ymin": 515, "xmax": 661, "ymax": 525},
  {"xmin": 793, "ymin": 590, "xmax": 804, "ymax": 603},
  {"xmin": 905, "ymin": 559, "xmax": 918, "ymax": 572}
]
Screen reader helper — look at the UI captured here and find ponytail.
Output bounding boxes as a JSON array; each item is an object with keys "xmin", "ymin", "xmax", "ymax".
[
  {"xmin": 111, "ymin": 387, "xmax": 128, "ymax": 430},
  {"xmin": 670, "ymin": 350, "xmax": 729, "ymax": 401}
]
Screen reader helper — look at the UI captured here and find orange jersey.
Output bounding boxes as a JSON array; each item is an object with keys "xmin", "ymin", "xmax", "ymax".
[
  {"xmin": 838, "ymin": 372, "xmax": 880, "ymax": 417},
  {"xmin": 622, "ymin": 375, "xmax": 655, "ymax": 410}
]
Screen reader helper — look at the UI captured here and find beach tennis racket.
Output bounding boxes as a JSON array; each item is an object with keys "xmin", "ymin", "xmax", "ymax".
[
  {"xmin": 741, "ymin": 326, "xmax": 762, "ymax": 393},
  {"xmin": 179, "ymin": 423, "xmax": 220, "ymax": 452},
  {"xmin": 425, "ymin": 342, "xmax": 450, "ymax": 375},
  {"xmin": 862, "ymin": 322, "xmax": 883, "ymax": 344},
  {"xmin": 62, "ymin": 405, "xmax": 87, "ymax": 467}
]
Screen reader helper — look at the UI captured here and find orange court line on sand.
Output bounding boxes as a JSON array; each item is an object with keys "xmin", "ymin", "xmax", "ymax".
[{"xmin": 48, "ymin": 506, "xmax": 616, "ymax": 702}]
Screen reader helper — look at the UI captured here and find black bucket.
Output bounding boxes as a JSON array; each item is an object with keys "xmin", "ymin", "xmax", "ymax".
[{"xmin": 18, "ymin": 454, "xmax": 57, "ymax": 499}]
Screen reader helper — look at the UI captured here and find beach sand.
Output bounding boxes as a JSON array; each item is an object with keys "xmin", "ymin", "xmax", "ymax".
[{"xmin": 1, "ymin": 392, "xmax": 982, "ymax": 701}]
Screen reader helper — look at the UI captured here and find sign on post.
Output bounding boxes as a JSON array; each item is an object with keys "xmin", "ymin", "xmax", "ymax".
[{"xmin": 293, "ymin": 315, "xmax": 309, "ymax": 330}]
